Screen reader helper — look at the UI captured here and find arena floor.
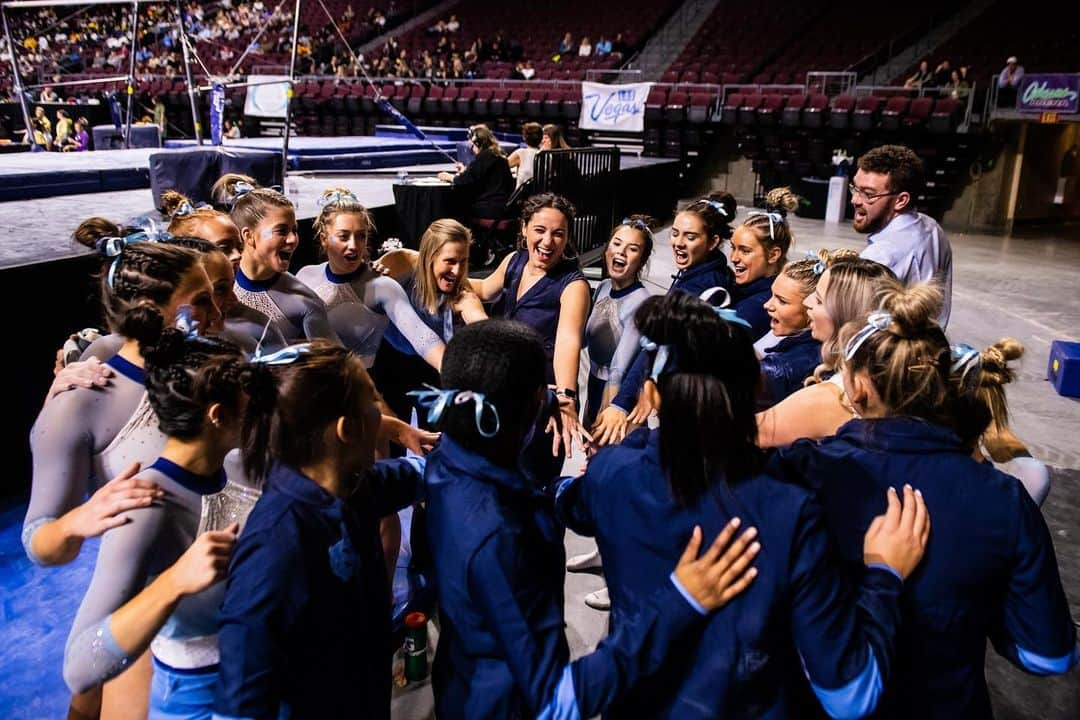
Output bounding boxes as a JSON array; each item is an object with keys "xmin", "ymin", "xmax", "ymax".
[{"xmin": 0, "ymin": 213, "xmax": 1076, "ymax": 718}]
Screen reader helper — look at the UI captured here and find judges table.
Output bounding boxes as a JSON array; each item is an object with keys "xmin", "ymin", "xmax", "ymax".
[{"xmin": 392, "ymin": 177, "xmax": 461, "ymax": 249}]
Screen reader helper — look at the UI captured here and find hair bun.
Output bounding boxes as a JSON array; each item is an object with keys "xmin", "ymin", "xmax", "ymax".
[
  {"xmin": 763, "ymin": 187, "xmax": 800, "ymax": 218},
  {"xmin": 119, "ymin": 303, "xmax": 165, "ymax": 352},
  {"xmin": 240, "ymin": 364, "xmax": 277, "ymax": 412},
  {"xmin": 143, "ymin": 326, "xmax": 187, "ymax": 367},
  {"xmin": 880, "ymin": 282, "xmax": 944, "ymax": 335}
]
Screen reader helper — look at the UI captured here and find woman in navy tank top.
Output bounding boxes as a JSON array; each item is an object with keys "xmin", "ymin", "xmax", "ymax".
[{"xmin": 471, "ymin": 192, "xmax": 591, "ymax": 455}]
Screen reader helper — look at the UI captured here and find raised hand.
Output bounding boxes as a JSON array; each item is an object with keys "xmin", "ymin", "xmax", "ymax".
[
  {"xmin": 64, "ymin": 463, "xmax": 161, "ymax": 539},
  {"xmin": 863, "ymin": 485, "xmax": 931, "ymax": 580},
  {"xmin": 674, "ymin": 520, "xmax": 760, "ymax": 612}
]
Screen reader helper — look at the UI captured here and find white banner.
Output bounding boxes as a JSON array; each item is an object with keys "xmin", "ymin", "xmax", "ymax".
[
  {"xmin": 243, "ymin": 75, "xmax": 290, "ymax": 118},
  {"xmin": 579, "ymin": 81, "xmax": 652, "ymax": 132}
]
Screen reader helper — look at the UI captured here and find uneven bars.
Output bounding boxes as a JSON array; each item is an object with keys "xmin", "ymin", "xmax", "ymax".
[
  {"xmin": 197, "ymin": 78, "xmax": 290, "ymax": 92},
  {"xmin": 24, "ymin": 75, "xmax": 126, "ymax": 89}
]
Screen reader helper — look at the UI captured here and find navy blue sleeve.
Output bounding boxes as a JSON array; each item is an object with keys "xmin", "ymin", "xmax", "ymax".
[
  {"xmin": 611, "ymin": 348, "xmax": 648, "ymax": 412},
  {"xmin": 554, "ymin": 473, "xmax": 595, "ymax": 536},
  {"xmin": 788, "ymin": 497, "xmax": 903, "ymax": 719},
  {"xmin": 357, "ymin": 456, "xmax": 426, "ymax": 518},
  {"xmin": 214, "ymin": 522, "xmax": 305, "ymax": 720},
  {"xmin": 758, "ymin": 352, "xmax": 796, "ymax": 410},
  {"xmin": 988, "ymin": 489, "xmax": 1079, "ymax": 675},
  {"xmin": 467, "ymin": 529, "xmax": 571, "ymax": 715}
]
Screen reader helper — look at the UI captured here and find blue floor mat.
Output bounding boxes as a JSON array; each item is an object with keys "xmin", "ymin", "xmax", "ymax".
[{"xmin": 0, "ymin": 501, "xmax": 97, "ymax": 718}]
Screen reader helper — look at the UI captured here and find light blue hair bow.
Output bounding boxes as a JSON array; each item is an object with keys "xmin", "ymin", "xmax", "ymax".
[
  {"xmin": 408, "ymin": 383, "xmax": 501, "ymax": 438},
  {"xmin": 803, "ymin": 251, "xmax": 826, "ymax": 276},
  {"xmin": 251, "ymin": 343, "xmax": 312, "ymax": 365},
  {"xmin": 844, "ymin": 311, "xmax": 892, "ymax": 360},
  {"xmin": 174, "ymin": 305, "xmax": 200, "ymax": 338},
  {"xmin": 950, "ymin": 343, "xmax": 982, "ymax": 393},
  {"xmin": 697, "ymin": 287, "xmax": 750, "ymax": 329},
  {"xmin": 317, "ymin": 190, "xmax": 360, "ymax": 208},
  {"xmin": 232, "ymin": 181, "xmax": 255, "ymax": 201},
  {"xmin": 620, "ymin": 217, "xmax": 653, "ymax": 238},
  {"xmin": 712, "ymin": 306, "xmax": 752, "ymax": 330},
  {"xmin": 171, "ymin": 200, "xmax": 211, "ymax": 218},
  {"xmin": 701, "ymin": 198, "xmax": 729, "ymax": 217},
  {"xmin": 640, "ymin": 335, "xmax": 671, "ymax": 382},
  {"xmin": 746, "ymin": 210, "xmax": 786, "ymax": 241},
  {"xmin": 98, "ymin": 229, "xmax": 163, "ymax": 290}
]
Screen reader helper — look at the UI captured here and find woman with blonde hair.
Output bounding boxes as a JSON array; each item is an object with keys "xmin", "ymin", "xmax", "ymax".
[
  {"xmin": 755, "ymin": 254, "xmax": 895, "ymax": 447},
  {"xmin": 769, "ymin": 282, "xmax": 1076, "ymax": 718},
  {"xmin": 374, "ymin": 218, "xmax": 487, "ymax": 420},
  {"xmin": 295, "ymin": 188, "xmax": 445, "ymax": 372}
]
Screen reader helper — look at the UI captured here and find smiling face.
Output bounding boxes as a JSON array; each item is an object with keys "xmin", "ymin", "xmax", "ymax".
[
  {"xmin": 764, "ymin": 273, "xmax": 810, "ymax": 336},
  {"xmin": 244, "ymin": 206, "xmax": 298, "ymax": 275},
  {"xmin": 431, "ymin": 240, "xmax": 468, "ymax": 294},
  {"xmin": 729, "ymin": 226, "xmax": 781, "ymax": 286},
  {"xmin": 803, "ymin": 268, "xmax": 835, "ymax": 342},
  {"xmin": 669, "ymin": 210, "xmax": 720, "ymax": 271},
  {"xmin": 164, "ymin": 264, "xmax": 221, "ymax": 334},
  {"xmin": 521, "ymin": 207, "xmax": 569, "ymax": 272},
  {"xmin": 604, "ymin": 227, "xmax": 647, "ymax": 287},
  {"xmin": 322, "ymin": 211, "xmax": 370, "ymax": 275}
]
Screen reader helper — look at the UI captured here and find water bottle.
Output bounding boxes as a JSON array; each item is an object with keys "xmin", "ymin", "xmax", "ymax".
[{"xmin": 403, "ymin": 612, "xmax": 429, "ymax": 681}]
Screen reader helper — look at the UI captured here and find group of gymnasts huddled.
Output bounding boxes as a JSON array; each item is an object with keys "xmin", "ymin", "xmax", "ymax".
[{"xmin": 25, "ymin": 167, "xmax": 1077, "ymax": 720}]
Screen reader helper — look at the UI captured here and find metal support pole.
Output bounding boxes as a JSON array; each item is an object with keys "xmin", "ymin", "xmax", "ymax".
[
  {"xmin": 123, "ymin": 0, "xmax": 139, "ymax": 148},
  {"xmin": 175, "ymin": 0, "xmax": 201, "ymax": 143},
  {"xmin": 281, "ymin": 0, "xmax": 301, "ymax": 171},
  {"xmin": 1, "ymin": 4, "xmax": 37, "ymax": 149}
]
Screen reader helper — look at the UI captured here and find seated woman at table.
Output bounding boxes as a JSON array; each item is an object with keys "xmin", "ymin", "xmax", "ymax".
[{"xmin": 438, "ymin": 124, "xmax": 515, "ymax": 265}]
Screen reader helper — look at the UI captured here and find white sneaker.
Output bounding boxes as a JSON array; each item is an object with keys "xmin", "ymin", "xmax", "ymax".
[
  {"xmin": 584, "ymin": 587, "xmax": 610, "ymax": 611},
  {"xmin": 566, "ymin": 548, "xmax": 603, "ymax": 573}
]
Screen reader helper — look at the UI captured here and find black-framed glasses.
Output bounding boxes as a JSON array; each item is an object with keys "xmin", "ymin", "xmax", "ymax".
[{"xmin": 849, "ymin": 183, "xmax": 899, "ymax": 203}]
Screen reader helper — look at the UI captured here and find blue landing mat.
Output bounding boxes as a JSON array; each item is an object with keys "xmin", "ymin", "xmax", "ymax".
[{"xmin": 0, "ymin": 501, "xmax": 97, "ymax": 719}]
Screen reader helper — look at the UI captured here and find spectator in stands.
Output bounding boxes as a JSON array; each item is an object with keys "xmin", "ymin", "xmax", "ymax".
[
  {"xmin": 40, "ymin": 84, "xmax": 58, "ymax": 102},
  {"xmin": 541, "ymin": 124, "xmax": 571, "ymax": 150},
  {"xmin": 513, "ymin": 60, "xmax": 535, "ymax": 80},
  {"xmin": 852, "ymin": 145, "xmax": 953, "ymax": 327},
  {"xmin": 508, "ymin": 122, "xmax": 543, "ymax": 189},
  {"xmin": 998, "ymin": 56, "xmax": 1024, "ymax": 88},
  {"xmin": 226, "ymin": 120, "xmax": 242, "ymax": 139},
  {"xmin": 904, "ymin": 60, "xmax": 933, "ymax": 89},
  {"xmin": 945, "ymin": 70, "xmax": 970, "ymax": 100},
  {"xmin": 558, "ymin": 32, "xmax": 574, "ymax": 55},
  {"xmin": 932, "ymin": 59, "xmax": 952, "ymax": 88},
  {"xmin": 446, "ymin": 14, "xmax": 460, "ymax": 32},
  {"xmin": 578, "ymin": 36, "xmax": 593, "ymax": 57},
  {"xmin": 611, "ymin": 32, "xmax": 629, "ymax": 58},
  {"xmin": 595, "ymin": 35, "xmax": 612, "ymax": 57}
]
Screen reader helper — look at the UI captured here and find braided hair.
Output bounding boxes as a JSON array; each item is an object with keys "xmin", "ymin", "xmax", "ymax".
[{"xmin": 127, "ymin": 319, "xmax": 251, "ymax": 439}]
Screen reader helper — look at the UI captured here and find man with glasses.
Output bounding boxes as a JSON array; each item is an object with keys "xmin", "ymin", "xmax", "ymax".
[{"xmin": 853, "ymin": 145, "xmax": 953, "ymax": 326}]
